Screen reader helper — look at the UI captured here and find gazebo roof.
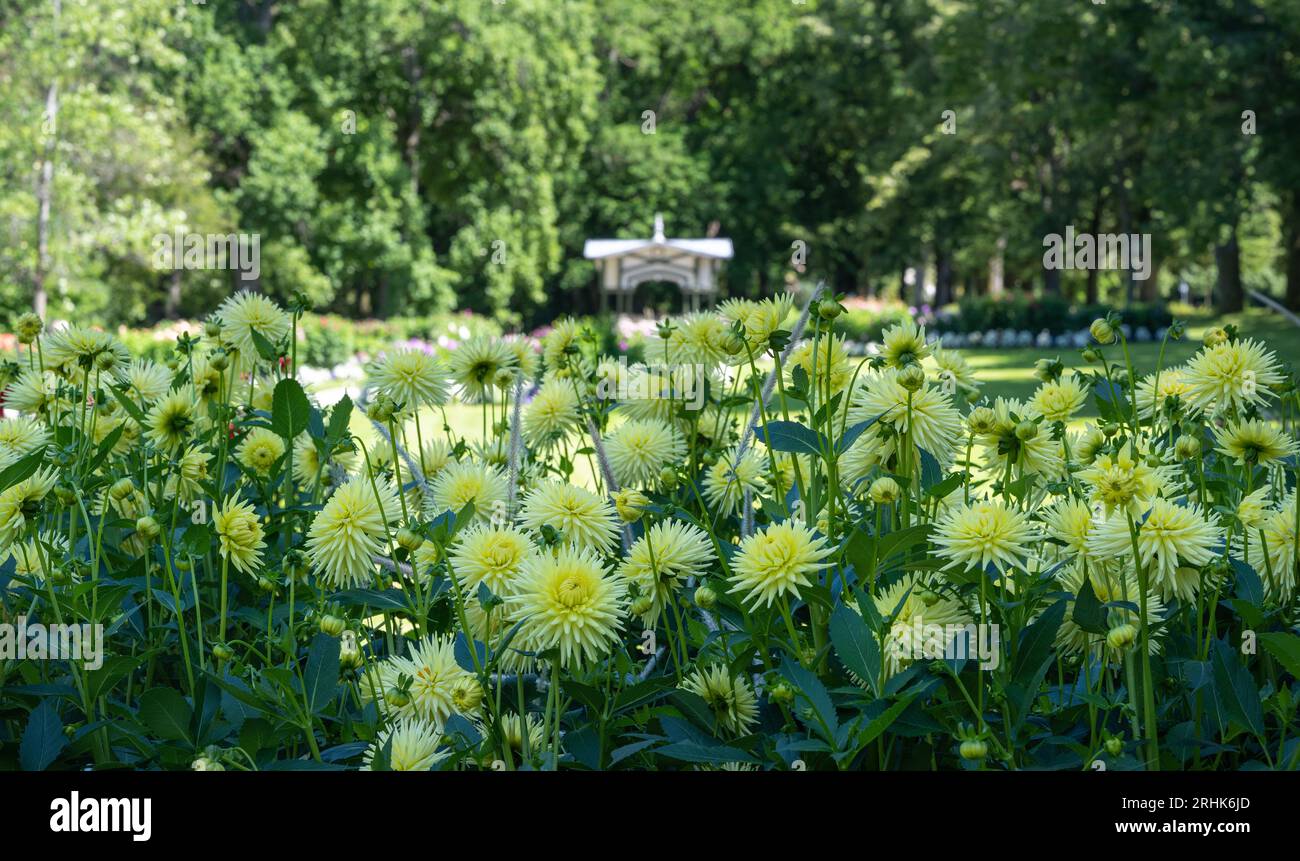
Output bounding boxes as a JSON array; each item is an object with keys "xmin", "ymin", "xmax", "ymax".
[{"xmin": 583, "ymin": 214, "xmax": 733, "ymax": 261}]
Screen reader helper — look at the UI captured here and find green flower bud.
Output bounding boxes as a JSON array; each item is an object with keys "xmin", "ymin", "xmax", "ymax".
[
  {"xmin": 319, "ymin": 614, "xmax": 347, "ymax": 637},
  {"xmin": 694, "ymin": 584, "xmax": 718, "ymax": 610},
  {"xmin": 1090, "ymin": 319, "xmax": 1115, "ymax": 345},
  {"xmin": 135, "ymin": 515, "xmax": 160, "ymax": 540}
]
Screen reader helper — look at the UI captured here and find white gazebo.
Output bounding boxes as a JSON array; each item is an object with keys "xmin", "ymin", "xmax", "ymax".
[{"xmin": 583, "ymin": 214, "xmax": 733, "ymax": 313}]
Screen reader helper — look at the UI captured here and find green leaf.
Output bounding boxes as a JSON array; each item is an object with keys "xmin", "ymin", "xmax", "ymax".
[
  {"xmin": 836, "ymin": 414, "xmax": 885, "ymax": 454},
  {"xmin": 0, "ymin": 450, "xmax": 45, "ymax": 494},
  {"xmin": 326, "ymin": 394, "xmax": 353, "ymax": 445},
  {"xmin": 655, "ymin": 740, "xmax": 759, "ymax": 765},
  {"xmin": 781, "ymin": 660, "xmax": 839, "ymax": 743},
  {"xmin": 763, "ymin": 420, "xmax": 826, "ymax": 458},
  {"xmin": 108, "ymin": 384, "xmax": 146, "ymax": 424},
  {"xmin": 1259, "ymin": 632, "xmax": 1300, "ymax": 681},
  {"xmin": 20, "ymin": 699, "xmax": 66, "ymax": 771},
  {"xmin": 303, "ymin": 633, "xmax": 340, "ymax": 714},
  {"xmin": 1210, "ymin": 639, "xmax": 1265, "ymax": 740},
  {"xmin": 87, "ymin": 424, "xmax": 125, "ymax": 473},
  {"xmin": 830, "ymin": 603, "xmax": 881, "ymax": 697},
  {"xmin": 1071, "ymin": 577, "xmax": 1109, "ymax": 635},
  {"xmin": 271, "ymin": 378, "xmax": 312, "ymax": 439},
  {"xmin": 138, "ymin": 687, "xmax": 193, "ymax": 743},
  {"xmin": 250, "ymin": 327, "xmax": 282, "ymax": 362},
  {"xmin": 917, "ymin": 447, "xmax": 942, "ymax": 492}
]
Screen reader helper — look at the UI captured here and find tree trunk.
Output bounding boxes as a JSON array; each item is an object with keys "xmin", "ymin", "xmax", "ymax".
[
  {"xmin": 935, "ymin": 248, "xmax": 954, "ymax": 307},
  {"xmin": 1215, "ymin": 226, "xmax": 1243, "ymax": 313},
  {"xmin": 988, "ymin": 237, "xmax": 1005, "ymax": 298},
  {"xmin": 165, "ymin": 269, "xmax": 182, "ymax": 319},
  {"xmin": 33, "ymin": 0, "xmax": 60, "ymax": 320},
  {"xmin": 1285, "ymin": 193, "xmax": 1300, "ymax": 312}
]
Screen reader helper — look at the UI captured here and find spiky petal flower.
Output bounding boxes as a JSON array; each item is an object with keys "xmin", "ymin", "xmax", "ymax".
[
  {"xmin": 215, "ymin": 291, "xmax": 291, "ymax": 374},
  {"xmin": 1256, "ymin": 494, "xmax": 1299, "ymax": 602},
  {"xmin": 519, "ymin": 482, "xmax": 620, "ymax": 553},
  {"xmin": 448, "ymin": 336, "xmax": 516, "ymax": 403},
  {"xmin": 1214, "ymin": 419, "xmax": 1298, "ymax": 467},
  {"xmin": 305, "ymin": 478, "xmax": 402, "ymax": 589},
  {"xmin": 365, "ymin": 635, "xmax": 475, "ymax": 727},
  {"xmin": 143, "ymin": 389, "xmax": 196, "ymax": 452},
  {"xmin": 236, "ymin": 427, "xmax": 286, "ymax": 477},
  {"xmin": 213, "ymin": 496, "xmax": 266, "ymax": 576},
  {"xmin": 619, "ymin": 520, "xmax": 715, "ymax": 623},
  {"xmin": 880, "ymin": 319, "xmax": 931, "ymax": 368},
  {"xmin": 0, "ymin": 416, "xmax": 50, "ymax": 470},
  {"xmin": 448, "ymin": 523, "xmax": 533, "ymax": 595},
  {"xmin": 1087, "ymin": 499, "xmax": 1220, "ymax": 601},
  {"xmin": 604, "ymin": 419, "xmax": 684, "ymax": 488},
  {"xmin": 729, "ymin": 520, "xmax": 833, "ymax": 609},
  {"xmin": 1029, "ymin": 374, "xmax": 1089, "ymax": 423},
  {"xmin": 428, "ymin": 461, "xmax": 507, "ymax": 523},
  {"xmin": 0, "ymin": 465, "xmax": 58, "ymax": 547},
  {"xmin": 849, "ymin": 368, "xmax": 962, "ymax": 466},
  {"xmin": 1056, "ymin": 562, "xmax": 1166, "ymax": 664},
  {"xmin": 1076, "ymin": 444, "xmax": 1170, "ymax": 517},
  {"xmin": 368, "ymin": 349, "xmax": 450, "ymax": 410},
  {"xmin": 870, "ymin": 575, "xmax": 975, "ymax": 679},
  {"xmin": 1182, "ymin": 337, "xmax": 1284, "ymax": 415},
  {"xmin": 363, "ymin": 719, "xmax": 447, "ymax": 771},
  {"xmin": 680, "ymin": 665, "xmax": 759, "ymax": 735},
  {"xmin": 703, "ymin": 445, "xmax": 765, "ymax": 517},
  {"xmin": 931, "ymin": 499, "xmax": 1036, "ymax": 576},
  {"xmin": 522, "ymin": 377, "xmax": 582, "ymax": 449},
  {"xmin": 508, "ymin": 546, "xmax": 628, "ymax": 668},
  {"xmin": 116, "ymin": 359, "xmax": 173, "ymax": 403}
]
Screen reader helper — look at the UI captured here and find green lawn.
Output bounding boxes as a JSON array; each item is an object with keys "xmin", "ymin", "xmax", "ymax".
[{"xmin": 965, "ymin": 308, "xmax": 1300, "ymax": 409}]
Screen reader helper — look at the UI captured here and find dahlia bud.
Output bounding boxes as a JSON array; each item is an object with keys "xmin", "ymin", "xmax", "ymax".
[
  {"xmin": 208, "ymin": 350, "xmax": 230, "ymax": 372},
  {"xmin": 366, "ymin": 395, "xmax": 396, "ymax": 423},
  {"xmin": 110, "ymin": 477, "xmax": 135, "ymax": 500},
  {"xmin": 1106, "ymin": 622, "xmax": 1138, "ymax": 651},
  {"xmin": 817, "ymin": 298, "xmax": 843, "ymax": 321},
  {"xmin": 1015, "ymin": 420, "xmax": 1038, "ymax": 441},
  {"xmin": 629, "ymin": 595, "xmax": 655, "ymax": 617},
  {"xmin": 212, "ymin": 643, "xmax": 234, "ymax": 662},
  {"xmin": 256, "ymin": 575, "xmax": 277, "ymax": 594},
  {"xmin": 319, "ymin": 614, "xmax": 347, "ymax": 637},
  {"xmin": 134, "ymin": 515, "xmax": 160, "ymax": 540},
  {"xmin": 1090, "ymin": 318, "xmax": 1116, "ymax": 345},
  {"xmin": 723, "ymin": 333, "xmax": 747, "ymax": 356},
  {"xmin": 967, "ymin": 406, "xmax": 997, "ymax": 435},
  {"xmin": 869, "ymin": 476, "xmax": 902, "ymax": 505},
  {"xmin": 1203, "ymin": 327, "xmax": 1228, "ymax": 348},
  {"xmin": 191, "ymin": 756, "xmax": 225, "ymax": 772},
  {"xmin": 1175, "ymin": 434, "xmax": 1201, "ymax": 461},
  {"xmin": 94, "ymin": 350, "xmax": 118, "ymax": 372},
  {"xmin": 959, "ymin": 739, "xmax": 988, "ymax": 761},
  {"xmin": 658, "ymin": 466, "xmax": 679, "ymax": 490},
  {"xmin": 15, "ymin": 312, "xmax": 43, "ymax": 345},
  {"xmin": 205, "ymin": 320, "xmax": 223, "ymax": 339},
  {"xmin": 694, "ymin": 584, "xmax": 718, "ymax": 610},
  {"xmin": 613, "ymin": 488, "xmax": 650, "ymax": 523},
  {"xmin": 1104, "ymin": 735, "xmax": 1124, "ymax": 757},
  {"xmin": 385, "ymin": 687, "xmax": 411, "ymax": 709},
  {"xmin": 1034, "ymin": 357, "xmax": 1063, "ymax": 383},
  {"xmin": 769, "ymin": 682, "xmax": 795, "ymax": 705},
  {"xmin": 395, "ymin": 527, "xmax": 423, "ymax": 554},
  {"xmin": 1080, "ymin": 347, "xmax": 1101, "ymax": 363},
  {"xmin": 54, "ymin": 486, "xmax": 77, "ymax": 506},
  {"xmin": 897, "ymin": 364, "xmax": 926, "ymax": 393},
  {"xmin": 339, "ymin": 631, "xmax": 363, "ymax": 669}
]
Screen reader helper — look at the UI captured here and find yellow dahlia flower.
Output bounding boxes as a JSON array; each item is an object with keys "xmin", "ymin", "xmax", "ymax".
[
  {"xmin": 0, "ymin": 416, "xmax": 50, "ymax": 469},
  {"xmin": 365, "ymin": 634, "xmax": 475, "ymax": 727},
  {"xmin": 213, "ymin": 496, "xmax": 266, "ymax": 576},
  {"xmin": 522, "ymin": 377, "xmax": 582, "ymax": 449},
  {"xmin": 1086, "ymin": 499, "xmax": 1220, "ymax": 601},
  {"xmin": 305, "ymin": 477, "xmax": 402, "ymax": 589},
  {"xmin": 1056, "ymin": 561, "xmax": 1166, "ymax": 664},
  {"xmin": 619, "ymin": 519, "xmax": 714, "ymax": 624},
  {"xmin": 518, "ymin": 481, "xmax": 620, "ymax": 553},
  {"xmin": 703, "ymin": 445, "xmax": 765, "ymax": 517},
  {"xmin": 116, "ymin": 359, "xmax": 173, "ymax": 403},
  {"xmin": 880, "ymin": 319, "xmax": 931, "ymax": 368},
  {"xmin": 0, "ymin": 465, "xmax": 58, "ymax": 546},
  {"xmin": 363, "ymin": 719, "xmax": 446, "ymax": 771},
  {"xmin": 214, "ymin": 291, "xmax": 291, "ymax": 374},
  {"xmin": 1076, "ymin": 443, "xmax": 1170, "ymax": 517},
  {"xmin": 143, "ymin": 389, "xmax": 196, "ymax": 452},
  {"xmin": 1214, "ymin": 419, "xmax": 1297, "ymax": 467},
  {"xmin": 1182, "ymin": 337, "xmax": 1283, "ymax": 415},
  {"xmin": 508, "ymin": 545, "xmax": 628, "ymax": 668},
  {"xmin": 236, "ymin": 427, "xmax": 286, "ymax": 477},
  {"xmin": 680, "ymin": 665, "xmax": 759, "ymax": 735},
  {"xmin": 368, "ymin": 349, "xmax": 450, "ymax": 410},
  {"xmin": 605, "ymin": 419, "xmax": 684, "ymax": 488},
  {"xmin": 871, "ymin": 575, "xmax": 975, "ymax": 679},
  {"xmin": 849, "ymin": 368, "xmax": 962, "ymax": 466},
  {"xmin": 1029, "ymin": 374, "xmax": 1088, "ymax": 423},
  {"xmin": 931, "ymin": 498, "xmax": 1036, "ymax": 576},
  {"xmin": 449, "ymin": 523, "xmax": 533, "ymax": 595},
  {"xmin": 729, "ymin": 520, "xmax": 833, "ymax": 609},
  {"xmin": 448, "ymin": 335, "xmax": 516, "ymax": 403},
  {"xmin": 427, "ymin": 460, "xmax": 507, "ymax": 523}
]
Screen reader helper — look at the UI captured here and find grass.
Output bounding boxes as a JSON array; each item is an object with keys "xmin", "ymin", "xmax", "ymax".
[{"xmin": 965, "ymin": 307, "xmax": 1300, "ymax": 409}]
